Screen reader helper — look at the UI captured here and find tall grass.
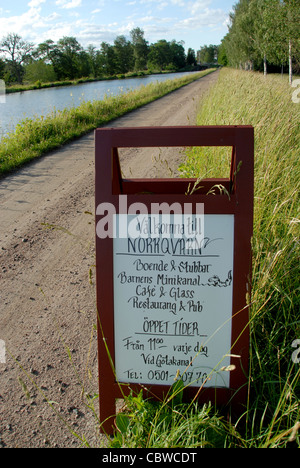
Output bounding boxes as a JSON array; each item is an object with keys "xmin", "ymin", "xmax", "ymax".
[
  {"xmin": 112, "ymin": 69, "xmax": 299, "ymax": 448},
  {"xmin": 0, "ymin": 70, "xmax": 215, "ymax": 175},
  {"xmin": 181, "ymin": 69, "xmax": 299, "ymax": 447}
]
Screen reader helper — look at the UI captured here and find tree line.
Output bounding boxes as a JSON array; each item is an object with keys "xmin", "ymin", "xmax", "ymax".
[
  {"xmin": 219, "ymin": 0, "xmax": 300, "ymax": 82},
  {"xmin": 0, "ymin": 28, "xmax": 199, "ymax": 85}
]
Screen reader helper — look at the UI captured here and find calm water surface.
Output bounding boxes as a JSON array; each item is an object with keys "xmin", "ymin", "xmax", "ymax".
[{"xmin": 0, "ymin": 72, "xmax": 194, "ymax": 140}]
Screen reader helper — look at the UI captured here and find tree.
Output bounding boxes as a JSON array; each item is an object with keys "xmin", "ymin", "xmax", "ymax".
[
  {"xmin": 186, "ymin": 48, "xmax": 197, "ymax": 67},
  {"xmin": 130, "ymin": 27, "xmax": 149, "ymax": 71},
  {"xmin": 98, "ymin": 42, "xmax": 116, "ymax": 76},
  {"xmin": 148, "ymin": 40, "xmax": 172, "ymax": 70},
  {"xmin": 249, "ymin": 0, "xmax": 298, "ymax": 77},
  {"xmin": 114, "ymin": 35, "xmax": 134, "ymax": 74},
  {"xmin": 0, "ymin": 27, "xmax": 205, "ymax": 83},
  {"xmin": 281, "ymin": 0, "xmax": 300, "ymax": 83},
  {"xmin": 248, "ymin": 0, "xmax": 273, "ymax": 75},
  {"xmin": 24, "ymin": 60, "xmax": 57, "ymax": 83},
  {"xmin": 218, "ymin": 41, "xmax": 228, "ymax": 66},
  {"xmin": 222, "ymin": 0, "xmax": 299, "ymax": 77},
  {"xmin": 35, "ymin": 39, "xmax": 56, "ymax": 63},
  {"xmin": 148, "ymin": 39, "xmax": 187, "ymax": 71},
  {"xmin": 169, "ymin": 40, "xmax": 186, "ymax": 69},
  {"xmin": 36, "ymin": 37, "xmax": 82, "ymax": 80},
  {"xmin": 86, "ymin": 45, "xmax": 98, "ymax": 78},
  {"xmin": 230, "ymin": 0, "xmax": 257, "ymax": 69},
  {"xmin": 198, "ymin": 45, "xmax": 218, "ymax": 64},
  {"xmin": 148, "ymin": 39, "xmax": 186, "ymax": 71},
  {"xmin": 76, "ymin": 50, "xmax": 92, "ymax": 78},
  {"xmin": 56, "ymin": 36, "xmax": 82, "ymax": 80},
  {"xmin": 0, "ymin": 33, "xmax": 34, "ymax": 83}
]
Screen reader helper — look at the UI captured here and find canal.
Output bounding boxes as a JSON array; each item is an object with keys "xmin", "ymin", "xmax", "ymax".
[{"xmin": 0, "ymin": 72, "xmax": 195, "ymax": 140}]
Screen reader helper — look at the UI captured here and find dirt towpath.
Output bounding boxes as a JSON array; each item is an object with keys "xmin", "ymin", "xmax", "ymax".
[{"xmin": 0, "ymin": 71, "xmax": 219, "ymax": 448}]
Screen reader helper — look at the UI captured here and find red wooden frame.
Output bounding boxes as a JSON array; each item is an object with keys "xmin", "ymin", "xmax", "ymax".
[{"xmin": 95, "ymin": 126, "xmax": 254, "ymax": 434}]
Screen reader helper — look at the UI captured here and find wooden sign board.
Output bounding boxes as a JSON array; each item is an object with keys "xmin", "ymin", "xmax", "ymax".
[{"xmin": 95, "ymin": 126, "xmax": 254, "ymax": 434}]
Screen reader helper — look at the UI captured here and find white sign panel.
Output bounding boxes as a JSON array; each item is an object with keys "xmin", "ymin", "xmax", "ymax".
[{"xmin": 113, "ymin": 214, "xmax": 234, "ymax": 388}]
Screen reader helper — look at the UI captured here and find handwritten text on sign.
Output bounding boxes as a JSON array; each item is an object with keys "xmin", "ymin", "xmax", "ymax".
[{"xmin": 113, "ymin": 214, "xmax": 234, "ymax": 388}]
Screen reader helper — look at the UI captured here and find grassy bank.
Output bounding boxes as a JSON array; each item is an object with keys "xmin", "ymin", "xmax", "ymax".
[
  {"xmin": 4, "ymin": 70, "xmax": 155, "ymax": 94},
  {"xmin": 0, "ymin": 70, "xmax": 215, "ymax": 175},
  {"xmin": 182, "ymin": 70, "xmax": 300, "ymax": 447},
  {"xmin": 111, "ymin": 69, "xmax": 299, "ymax": 448},
  {"xmin": 5, "ymin": 70, "xmax": 207, "ymax": 94}
]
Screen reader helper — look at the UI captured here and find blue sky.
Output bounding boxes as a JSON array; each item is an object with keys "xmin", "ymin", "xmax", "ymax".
[{"xmin": 0, "ymin": 0, "xmax": 235, "ymax": 52}]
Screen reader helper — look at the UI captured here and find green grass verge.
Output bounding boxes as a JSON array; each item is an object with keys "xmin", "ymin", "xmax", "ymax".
[
  {"xmin": 4, "ymin": 72, "xmax": 154, "ymax": 94},
  {"xmin": 181, "ymin": 69, "xmax": 300, "ymax": 447},
  {"xmin": 0, "ymin": 70, "xmax": 215, "ymax": 175},
  {"xmin": 111, "ymin": 68, "xmax": 299, "ymax": 448}
]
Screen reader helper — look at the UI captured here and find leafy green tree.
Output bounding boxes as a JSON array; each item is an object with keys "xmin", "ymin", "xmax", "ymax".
[
  {"xmin": 130, "ymin": 27, "xmax": 149, "ymax": 71},
  {"xmin": 148, "ymin": 39, "xmax": 186, "ymax": 71},
  {"xmin": 230, "ymin": 0, "xmax": 256, "ymax": 69},
  {"xmin": 198, "ymin": 44, "xmax": 218, "ymax": 64},
  {"xmin": 36, "ymin": 37, "xmax": 82, "ymax": 80},
  {"xmin": 35, "ymin": 39, "xmax": 56, "ymax": 63},
  {"xmin": 222, "ymin": 0, "xmax": 299, "ymax": 77},
  {"xmin": 114, "ymin": 35, "xmax": 134, "ymax": 74},
  {"xmin": 98, "ymin": 42, "xmax": 116, "ymax": 76},
  {"xmin": 86, "ymin": 45, "xmax": 98, "ymax": 78},
  {"xmin": 169, "ymin": 40, "xmax": 186, "ymax": 69},
  {"xmin": 248, "ymin": 0, "xmax": 299, "ymax": 77},
  {"xmin": 56, "ymin": 36, "xmax": 82, "ymax": 80},
  {"xmin": 148, "ymin": 40, "xmax": 172, "ymax": 70},
  {"xmin": 24, "ymin": 59, "xmax": 57, "ymax": 83},
  {"xmin": 186, "ymin": 48, "xmax": 197, "ymax": 67},
  {"xmin": 76, "ymin": 50, "xmax": 92, "ymax": 78},
  {"xmin": 0, "ymin": 33, "xmax": 34, "ymax": 83},
  {"xmin": 0, "ymin": 27, "xmax": 209, "ymax": 83},
  {"xmin": 45, "ymin": 45, "xmax": 65, "ymax": 80},
  {"xmin": 281, "ymin": 0, "xmax": 300, "ymax": 83},
  {"xmin": 218, "ymin": 41, "xmax": 228, "ymax": 66}
]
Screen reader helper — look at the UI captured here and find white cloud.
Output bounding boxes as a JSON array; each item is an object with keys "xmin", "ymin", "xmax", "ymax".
[
  {"xmin": 157, "ymin": 2, "xmax": 168, "ymax": 10},
  {"xmin": 170, "ymin": 0, "xmax": 185, "ymax": 6},
  {"xmin": 0, "ymin": 4, "xmax": 65, "ymax": 44},
  {"xmin": 186, "ymin": 0, "xmax": 213, "ymax": 14},
  {"xmin": 0, "ymin": 8, "xmax": 42, "ymax": 39},
  {"xmin": 46, "ymin": 12, "xmax": 61, "ymax": 22},
  {"xmin": 28, "ymin": 0, "xmax": 46, "ymax": 7},
  {"xmin": 139, "ymin": 0, "xmax": 167, "ymax": 6},
  {"xmin": 56, "ymin": 0, "xmax": 82, "ymax": 9},
  {"xmin": 0, "ymin": 0, "xmax": 230, "ymax": 52},
  {"xmin": 175, "ymin": 7, "xmax": 227, "ymax": 30}
]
